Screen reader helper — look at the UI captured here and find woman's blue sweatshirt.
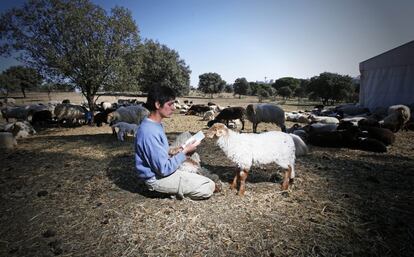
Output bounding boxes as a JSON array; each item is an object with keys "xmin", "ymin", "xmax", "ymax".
[{"xmin": 134, "ymin": 118, "xmax": 186, "ymax": 181}]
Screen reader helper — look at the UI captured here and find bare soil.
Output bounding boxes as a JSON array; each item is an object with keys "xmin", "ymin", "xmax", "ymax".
[{"xmin": 1, "ymin": 92, "xmax": 413, "ymax": 257}]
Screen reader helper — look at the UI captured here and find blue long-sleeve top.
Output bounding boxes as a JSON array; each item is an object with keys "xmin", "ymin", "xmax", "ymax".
[{"xmin": 135, "ymin": 117, "xmax": 186, "ymax": 181}]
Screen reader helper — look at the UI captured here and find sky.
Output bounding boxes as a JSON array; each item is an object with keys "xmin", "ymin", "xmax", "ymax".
[{"xmin": 1, "ymin": 0, "xmax": 414, "ymax": 87}]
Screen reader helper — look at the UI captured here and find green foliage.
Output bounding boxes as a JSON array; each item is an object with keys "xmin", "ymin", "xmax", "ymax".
[
  {"xmin": 248, "ymin": 82, "xmax": 273, "ymax": 98},
  {"xmin": 233, "ymin": 77, "xmax": 249, "ymax": 98},
  {"xmin": 0, "ymin": 0, "xmax": 141, "ymax": 110},
  {"xmin": 306, "ymin": 72, "xmax": 354, "ymax": 105},
  {"xmin": 272, "ymin": 77, "xmax": 300, "ymax": 92},
  {"xmin": 248, "ymin": 82, "xmax": 259, "ymax": 96},
  {"xmin": 224, "ymin": 84, "xmax": 233, "ymax": 93},
  {"xmin": 2, "ymin": 66, "xmax": 42, "ymax": 97},
  {"xmin": 277, "ymin": 86, "xmax": 292, "ymax": 99},
  {"xmin": 294, "ymin": 79, "xmax": 309, "ymax": 98},
  {"xmin": 139, "ymin": 40, "xmax": 191, "ymax": 96},
  {"xmin": 0, "ymin": 72, "xmax": 17, "ymax": 96},
  {"xmin": 198, "ymin": 72, "xmax": 226, "ymax": 98},
  {"xmin": 256, "ymin": 87, "xmax": 270, "ymax": 102}
]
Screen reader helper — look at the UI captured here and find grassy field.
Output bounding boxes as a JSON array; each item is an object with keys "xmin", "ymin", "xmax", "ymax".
[{"xmin": 1, "ymin": 92, "xmax": 413, "ymax": 257}]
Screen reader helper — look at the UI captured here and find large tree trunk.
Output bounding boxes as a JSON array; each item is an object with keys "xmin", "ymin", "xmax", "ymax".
[
  {"xmin": 85, "ymin": 93, "xmax": 95, "ymax": 124},
  {"xmin": 21, "ymin": 87, "xmax": 26, "ymax": 98}
]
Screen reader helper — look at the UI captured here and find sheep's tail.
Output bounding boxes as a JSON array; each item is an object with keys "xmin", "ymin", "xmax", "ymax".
[{"xmin": 289, "ymin": 133, "xmax": 308, "ymax": 156}]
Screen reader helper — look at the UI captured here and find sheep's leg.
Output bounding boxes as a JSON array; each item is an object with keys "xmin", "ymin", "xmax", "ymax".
[
  {"xmin": 238, "ymin": 169, "xmax": 249, "ymax": 196},
  {"xmin": 281, "ymin": 165, "xmax": 292, "ymax": 191},
  {"xmin": 230, "ymin": 168, "xmax": 239, "ymax": 190},
  {"xmin": 253, "ymin": 122, "xmax": 257, "ymax": 133},
  {"xmin": 241, "ymin": 119, "xmax": 245, "ymax": 130}
]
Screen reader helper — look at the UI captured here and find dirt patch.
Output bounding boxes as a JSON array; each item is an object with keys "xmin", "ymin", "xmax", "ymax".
[{"xmin": 1, "ymin": 93, "xmax": 413, "ymax": 256}]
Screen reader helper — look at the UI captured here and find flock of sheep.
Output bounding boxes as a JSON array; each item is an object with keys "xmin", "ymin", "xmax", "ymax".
[
  {"xmin": 1, "ymin": 96, "xmax": 413, "ymax": 195},
  {"xmin": 0, "ymin": 98, "xmax": 151, "ymax": 148},
  {"xmin": 182, "ymin": 101, "xmax": 413, "ymax": 194}
]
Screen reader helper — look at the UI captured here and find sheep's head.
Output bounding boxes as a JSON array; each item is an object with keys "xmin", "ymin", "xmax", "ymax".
[
  {"xmin": 205, "ymin": 123, "xmax": 229, "ymax": 138},
  {"xmin": 107, "ymin": 111, "xmax": 115, "ymax": 124}
]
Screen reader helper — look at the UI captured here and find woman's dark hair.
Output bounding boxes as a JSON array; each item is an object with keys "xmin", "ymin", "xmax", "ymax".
[{"xmin": 144, "ymin": 86, "xmax": 176, "ymax": 111}]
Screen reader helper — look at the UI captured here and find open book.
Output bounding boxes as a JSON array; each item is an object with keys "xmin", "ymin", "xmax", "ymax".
[{"xmin": 182, "ymin": 131, "xmax": 205, "ymax": 148}]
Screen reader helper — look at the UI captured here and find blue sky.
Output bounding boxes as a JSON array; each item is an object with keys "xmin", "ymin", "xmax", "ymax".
[{"xmin": 1, "ymin": 0, "xmax": 414, "ymax": 86}]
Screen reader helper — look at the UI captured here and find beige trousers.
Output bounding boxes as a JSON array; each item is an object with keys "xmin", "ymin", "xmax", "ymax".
[{"xmin": 145, "ymin": 169, "xmax": 215, "ymax": 200}]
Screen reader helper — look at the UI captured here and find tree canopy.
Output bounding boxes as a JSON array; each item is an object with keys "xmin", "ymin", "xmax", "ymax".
[
  {"xmin": 198, "ymin": 72, "xmax": 226, "ymax": 98},
  {"xmin": 306, "ymin": 72, "xmax": 354, "ymax": 105},
  {"xmin": 139, "ymin": 40, "xmax": 191, "ymax": 96},
  {"xmin": 0, "ymin": 0, "xmax": 141, "ymax": 111},
  {"xmin": 233, "ymin": 77, "xmax": 249, "ymax": 98},
  {"xmin": 1, "ymin": 66, "xmax": 43, "ymax": 97},
  {"xmin": 277, "ymin": 86, "xmax": 292, "ymax": 99},
  {"xmin": 272, "ymin": 77, "xmax": 301, "ymax": 92}
]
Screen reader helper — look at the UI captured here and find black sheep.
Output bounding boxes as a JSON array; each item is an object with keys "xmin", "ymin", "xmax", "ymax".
[
  {"xmin": 350, "ymin": 137, "xmax": 387, "ymax": 153},
  {"xmin": 207, "ymin": 107, "xmax": 246, "ymax": 130},
  {"xmin": 30, "ymin": 110, "xmax": 53, "ymax": 126},
  {"xmin": 94, "ymin": 108, "xmax": 115, "ymax": 127},
  {"xmin": 186, "ymin": 104, "xmax": 211, "ymax": 116}
]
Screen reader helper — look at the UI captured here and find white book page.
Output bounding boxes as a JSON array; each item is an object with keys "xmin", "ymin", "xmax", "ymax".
[{"xmin": 182, "ymin": 131, "xmax": 205, "ymax": 147}]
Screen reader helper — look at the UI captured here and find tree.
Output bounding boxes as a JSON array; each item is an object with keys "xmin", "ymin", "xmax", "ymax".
[
  {"xmin": 272, "ymin": 77, "xmax": 300, "ymax": 92},
  {"xmin": 139, "ymin": 40, "xmax": 191, "ymax": 96},
  {"xmin": 0, "ymin": 71, "xmax": 19, "ymax": 99},
  {"xmin": 0, "ymin": 0, "xmax": 141, "ymax": 114},
  {"xmin": 256, "ymin": 87, "xmax": 269, "ymax": 102},
  {"xmin": 306, "ymin": 72, "xmax": 354, "ymax": 105},
  {"xmin": 233, "ymin": 77, "xmax": 249, "ymax": 98},
  {"xmin": 224, "ymin": 84, "xmax": 233, "ymax": 93},
  {"xmin": 248, "ymin": 82, "xmax": 259, "ymax": 96},
  {"xmin": 278, "ymin": 86, "xmax": 292, "ymax": 99},
  {"xmin": 198, "ymin": 72, "xmax": 226, "ymax": 98},
  {"xmin": 2, "ymin": 66, "xmax": 42, "ymax": 97}
]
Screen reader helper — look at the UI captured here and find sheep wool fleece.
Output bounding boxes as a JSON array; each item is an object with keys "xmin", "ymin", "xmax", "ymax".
[{"xmin": 135, "ymin": 118, "xmax": 214, "ymax": 199}]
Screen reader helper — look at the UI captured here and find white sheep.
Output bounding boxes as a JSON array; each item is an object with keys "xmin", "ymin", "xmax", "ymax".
[
  {"xmin": 111, "ymin": 122, "xmax": 139, "ymax": 141},
  {"xmin": 54, "ymin": 104, "xmax": 87, "ymax": 124},
  {"xmin": 107, "ymin": 105, "xmax": 149, "ymax": 125},
  {"xmin": 388, "ymin": 104, "xmax": 411, "ymax": 124},
  {"xmin": 101, "ymin": 101, "xmax": 113, "ymax": 110},
  {"xmin": 246, "ymin": 103, "xmax": 286, "ymax": 133},
  {"xmin": 380, "ymin": 105, "xmax": 410, "ymax": 132},
  {"xmin": 202, "ymin": 110, "xmax": 216, "ymax": 121},
  {"xmin": 340, "ymin": 116, "xmax": 367, "ymax": 126},
  {"xmin": 4, "ymin": 121, "xmax": 36, "ymax": 139},
  {"xmin": 205, "ymin": 123, "xmax": 308, "ymax": 195},
  {"xmin": 308, "ymin": 114, "xmax": 340, "ymax": 124},
  {"xmin": 0, "ymin": 132, "xmax": 17, "ymax": 150}
]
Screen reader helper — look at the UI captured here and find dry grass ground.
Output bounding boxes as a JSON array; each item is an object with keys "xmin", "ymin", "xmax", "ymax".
[{"xmin": 1, "ymin": 92, "xmax": 413, "ymax": 257}]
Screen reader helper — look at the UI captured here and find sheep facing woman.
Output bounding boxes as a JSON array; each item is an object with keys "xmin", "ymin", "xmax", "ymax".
[
  {"xmin": 246, "ymin": 103, "xmax": 286, "ymax": 133},
  {"xmin": 205, "ymin": 123, "xmax": 308, "ymax": 196},
  {"xmin": 168, "ymin": 131, "xmax": 223, "ymax": 192}
]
